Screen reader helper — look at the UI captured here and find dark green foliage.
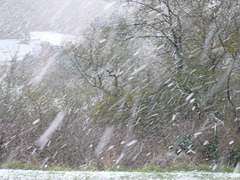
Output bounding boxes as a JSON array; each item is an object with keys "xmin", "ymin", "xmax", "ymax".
[
  {"xmin": 176, "ymin": 135, "xmax": 192, "ymax": 152},
  {"xmin": 200, "ymin": 137, "xmax": 220, "ymax": 163},
  {"xmin": 228, "ymin": 146, "xmax": 240, "ymax": 166}
]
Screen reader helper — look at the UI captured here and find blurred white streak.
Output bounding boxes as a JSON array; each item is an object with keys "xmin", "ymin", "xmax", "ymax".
[
  {"xmin": 126, "ymin": 140, "xmax": 137, "ymax": 147},
  {"xmin": 28, "ymin": 55, "xmax": 56, "ymax": 86},
  {"xmin": 115, "ymin": 152, "xmax": 125, "ymax": 165},
  {"xmin": 234, "ymin": 162, "xmax": 240, "ymax": 173},
  {"xmin": 36, "ymin": 111, "xmax": 66, "ymax": 150},
  {"xmin": 95, "ymin": 125, "xmax": 115, "ymax": 157}
]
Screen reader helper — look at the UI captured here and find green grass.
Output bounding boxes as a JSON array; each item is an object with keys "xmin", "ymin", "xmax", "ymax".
[
  {"xmin": 141, "ymin": 163, "xmax": 234, "ymax": 173},
  {"xmin": 104, "ymin": 166, "xmax": 135, "ymax": 172},
  {"xmin": 1, "ymin": 160, "xmax": 38, "ymax": 170},
  {"xmin": 0, "ymin": 161, "xmax": 235, "ymax": 173},
  {"xmin": 79, "ymin": 164, "xmax": 99, "ymax": 171},
  {"xmin": 141, "ymin": 164, "xmax": 164, "ymax": 172},
  {"xmin": 47, "ymin": 166, "xmax": 74, "ymax": 171}
]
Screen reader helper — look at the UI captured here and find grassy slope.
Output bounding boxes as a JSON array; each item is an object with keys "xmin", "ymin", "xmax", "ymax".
[{"xmin": 0, "ymin": 161, "xmax": 236, "ymax": 173}]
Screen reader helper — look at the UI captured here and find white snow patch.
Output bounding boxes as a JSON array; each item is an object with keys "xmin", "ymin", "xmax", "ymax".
[
  {"xmin": 1, "ymin": 169, "xmax": 240, "ymax": 180},
  {"xmin": 0, "ymin": 39, "xmax": 41, "ymax": 62},
  {"xmin": 30, "ymin": 31, "xmax": 75, "ymax": 46}
]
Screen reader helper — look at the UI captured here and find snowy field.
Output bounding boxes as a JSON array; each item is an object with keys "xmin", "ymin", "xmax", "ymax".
[{"xmin": 1, "ymin": 169, "xmax": 240, "ymax": 180}]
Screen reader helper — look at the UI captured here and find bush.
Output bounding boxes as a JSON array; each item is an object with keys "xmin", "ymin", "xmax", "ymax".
[
  {"xmin": 200, "ymin": 136, "xmax": 220, "ymax": 163},
  {"xmin": 176, "ymin": 135, "xmax": 192, "ymax": 153}
]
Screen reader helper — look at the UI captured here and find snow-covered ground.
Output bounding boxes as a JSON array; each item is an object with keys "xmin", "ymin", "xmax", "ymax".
[
  {"xmin": 0, "ymin": 31, "xmax": 78, "ymax": 63},
  {"xmin": 30, "ymin": 31, "xmax": 77, "ymax": 46},
  {"xmin": 0, "ymin": 169, "xmax": 240, "ymax": 180},
  {"xmin": 0, "ymin": 39, "xmax": 41, "ymax": 62}
]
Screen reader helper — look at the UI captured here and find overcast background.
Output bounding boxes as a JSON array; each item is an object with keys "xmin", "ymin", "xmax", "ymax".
[{"xmin": 0, "ymin": 0, "xmax": 115, "ymax": 39}]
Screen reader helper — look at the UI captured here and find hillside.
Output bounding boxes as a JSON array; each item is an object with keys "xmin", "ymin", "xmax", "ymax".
[{"xmin": 0, "ymin": 0, "xmax": 240, "ymax": 171}]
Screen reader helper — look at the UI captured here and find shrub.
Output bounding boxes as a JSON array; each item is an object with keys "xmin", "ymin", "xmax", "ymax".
[
  {"xmin": 176, "ymin": 135, "xmax": 192, "ymax": 153},
  {"xmin": 200, "ymin": 136, "xmax": 220, "ymax": 163}
]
